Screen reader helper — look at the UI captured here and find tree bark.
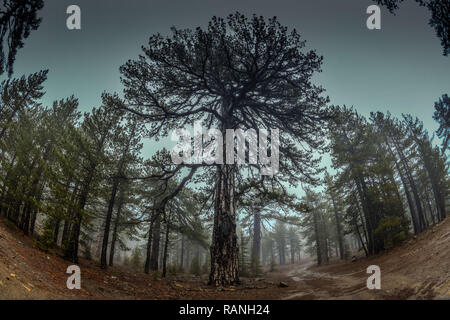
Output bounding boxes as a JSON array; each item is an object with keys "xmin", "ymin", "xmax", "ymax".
[
  {"xmin": 144, "ymin": 211, "xmax": 154, "ymax": 274},
  {"xmin": 331, "ymin": 196, "xmax": 344, "ymax": 260},
  {"xmin": 150, "ymin": 209, "xmax": 162, "ymax": 271},
  {"xmin": 393, "ymin": 139, "xmax": 426, "ymax": 232},
  {"xmin": 209, "ymin": 164, "xmax": 239, "ymax": 286},
  {"xmin": 100, "ymin": 178, "xmax": 120, "ymax": 269},
  {"xmin": 251, "ymin": 210, "xmax": 261, "ymax": 272},
  {"xmin": 395, "ymin": 160, "xmax": 419, "ymax": 234},
  {"xmin": 162, "ymin": 219, "xmax": 170, "ymax": 277},
  {"xmin": 312, "ymin": 208, "xmax": 322, "ymax": 265},
  {"xmin": 180, "ymin": 234, "xmax": 184, "ymax": 269},
  {"xmin": 64, "ymin": 164, "xmax": 95, "ymax": 263},
  {"xmin": 109, "ymin": 190, "xmax": 125, "ymax": 267}
]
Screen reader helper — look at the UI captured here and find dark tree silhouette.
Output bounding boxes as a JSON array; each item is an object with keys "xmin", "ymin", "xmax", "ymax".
[
  {"xmin": 118, "ymin": 12, "xmax": 330, "ymax": 286},
  {"xmin": 433, "ymin": 94, "xmax": 450, "ymax": 151},
  {"xmin": 0, "ymin": 0, "xmax": 44, "ymax": 76},
  {"xmin": 376, "ymin": 0, "xmax": 449, "ymax": 56}
]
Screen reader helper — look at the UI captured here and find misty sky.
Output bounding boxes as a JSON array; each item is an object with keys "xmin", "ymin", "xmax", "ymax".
[{"xmin": 7, "ymin": 0, "xmax": 450, "ymax": 160}]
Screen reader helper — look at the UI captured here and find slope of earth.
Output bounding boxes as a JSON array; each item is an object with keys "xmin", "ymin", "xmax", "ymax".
[
  {"xmin": 0, "ymin": 217, "xmax": 293, "ymax": 300},
  {"xmin": 0, "ymin": 216, "xmax": 449, "ymax": 300},
  {"xmin": 283, "ymin": 217, "xmax": 450, "ymax": 300}
]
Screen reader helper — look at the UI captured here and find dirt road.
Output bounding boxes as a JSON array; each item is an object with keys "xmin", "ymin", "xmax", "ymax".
[{"xmin": 279, "ymin": 218, "xmax": 450, "ymax": 300}]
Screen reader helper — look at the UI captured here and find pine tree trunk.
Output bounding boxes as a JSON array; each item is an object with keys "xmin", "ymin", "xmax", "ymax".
[
  {"xmin": 66, "ymin": 215, "xmax": 82, "ymax": 263},
  {"xmin": 290, "ymin": 242, "xmax": 295, "ymax": 264},
  {"xmin": 144, "ymin": 212, "xmax": 154, "ymax": 274},
  {"xmin": 251, "ymin": 210, "xmax": 261, "ymax": 272},
  {"xmin": 64, "ymin": 171, "xmax": 93, "ymax": 263},
  {"xmin": 53, "ymin": 219, "xmax": 61, "ymax": 244},
  {"xmin": 430, "ymin": 182, "xmax": 446, "ymax": 222},
  {"xmin": 331, "ymin": 196, "xmax": 344, "ymax": 260},
  {"xmin": 150, "ymin": 209, "xmax": 162, "ymax": 271},
  {"xmin": 354, "ymin": 222, "xmax": 368, "ymax": 257},
  {"xmin": 29, "ymin": 183, "xmax": 44, "ymax": 236},
  {"xmin": 321, "ymin": 211, "xmax": 330, "ymax": 264},
  {"xmin": 394, "ymin": 140, "xmax": 426, "ymax": 232},
  {"xmin": 61, "ymin": 219, "xmax": 70, "ymax": 248},
  {"xmin": 424, "ymin": 190, "xmax": 436, "ymax": 225},
  {"xmin": 312, "ymin": 208, "xmax": 322, "ymax": 265},
  {"xmin": 406, "ymin": 170, "xmax": 426, "ymax": 232},
  {"xmin": 162, "ymin": 221, "xmax": 170, "ymax": 277},
  {"xmin": 209, "ymin": 164, "xmax": 239, "ymax": 286},
  {"xmin": 20, "ymin": 203, "xmax": 31, "ymax": 235},
  {"xmin": 100, "ymin": 179, "xmax": 120, "ymax": 269},
  {"xmin": 396, "ymin": 161, "xmax": 419, "ymax": 234},
  {"xmin": 109, "ymin": 192, "xmax": 124, "ymax": 267},
  {"xmin": 180, "ymin": 234, "xmax": 184, "ymax": 269},
  {"xmin": 355, "ymin": 178, "xmax": 375, "ymax": 254}
]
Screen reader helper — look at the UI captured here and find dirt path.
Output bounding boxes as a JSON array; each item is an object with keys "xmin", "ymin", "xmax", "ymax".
[
  {"xmin": 279, "ymin": 218, "xmax": 450, "ymax": 300},
  {"xmin": 1, "ymin": 217, "xmax": 449, "ymax": 299},
  {"xmin": 280, "ymin": 262, "xmax": 368, "ymax": 300}
]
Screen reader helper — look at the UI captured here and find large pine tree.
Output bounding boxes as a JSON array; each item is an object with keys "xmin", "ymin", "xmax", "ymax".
[{"xmin": 117, "ymin": 13, "xmax": 330, "ymax": 286}]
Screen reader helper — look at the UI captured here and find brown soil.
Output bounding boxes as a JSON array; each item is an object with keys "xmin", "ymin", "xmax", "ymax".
[{"xmin": 1, "ymin": 217, "xmax": 449, "ymax": 300}]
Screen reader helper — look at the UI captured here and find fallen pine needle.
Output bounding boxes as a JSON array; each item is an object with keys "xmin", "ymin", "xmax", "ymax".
[{"xmin": 22, "ymin": 284, "xmax": 31, "ymax": 292}]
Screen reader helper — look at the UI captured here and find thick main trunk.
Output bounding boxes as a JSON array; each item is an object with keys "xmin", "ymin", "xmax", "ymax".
[{"xmin": 209, "ymin": 164, "xmax": 239, "ymax": 286}]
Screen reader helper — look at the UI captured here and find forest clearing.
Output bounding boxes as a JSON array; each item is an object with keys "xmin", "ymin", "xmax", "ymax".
[
  {"xmin": 0, "ymin": 1, "xmax": 449, "ymax": 303},
  {"xmin": 1, "ymin": 216, "xmax": 449, "ymax": 300}
]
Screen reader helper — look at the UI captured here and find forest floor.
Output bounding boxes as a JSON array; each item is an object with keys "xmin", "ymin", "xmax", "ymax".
[{"xmin": 0, "ymin": 217, "xmax": 449, "ymax": 300}]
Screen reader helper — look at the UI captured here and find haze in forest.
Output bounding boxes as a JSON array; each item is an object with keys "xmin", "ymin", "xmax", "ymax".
[
  {"xmin": 0, "ymin": 0, "xmax": 449, "ymax": 299},
  {"xmin": 9, "ymin": 0, "xmax": 450, "ymax": 154}
]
